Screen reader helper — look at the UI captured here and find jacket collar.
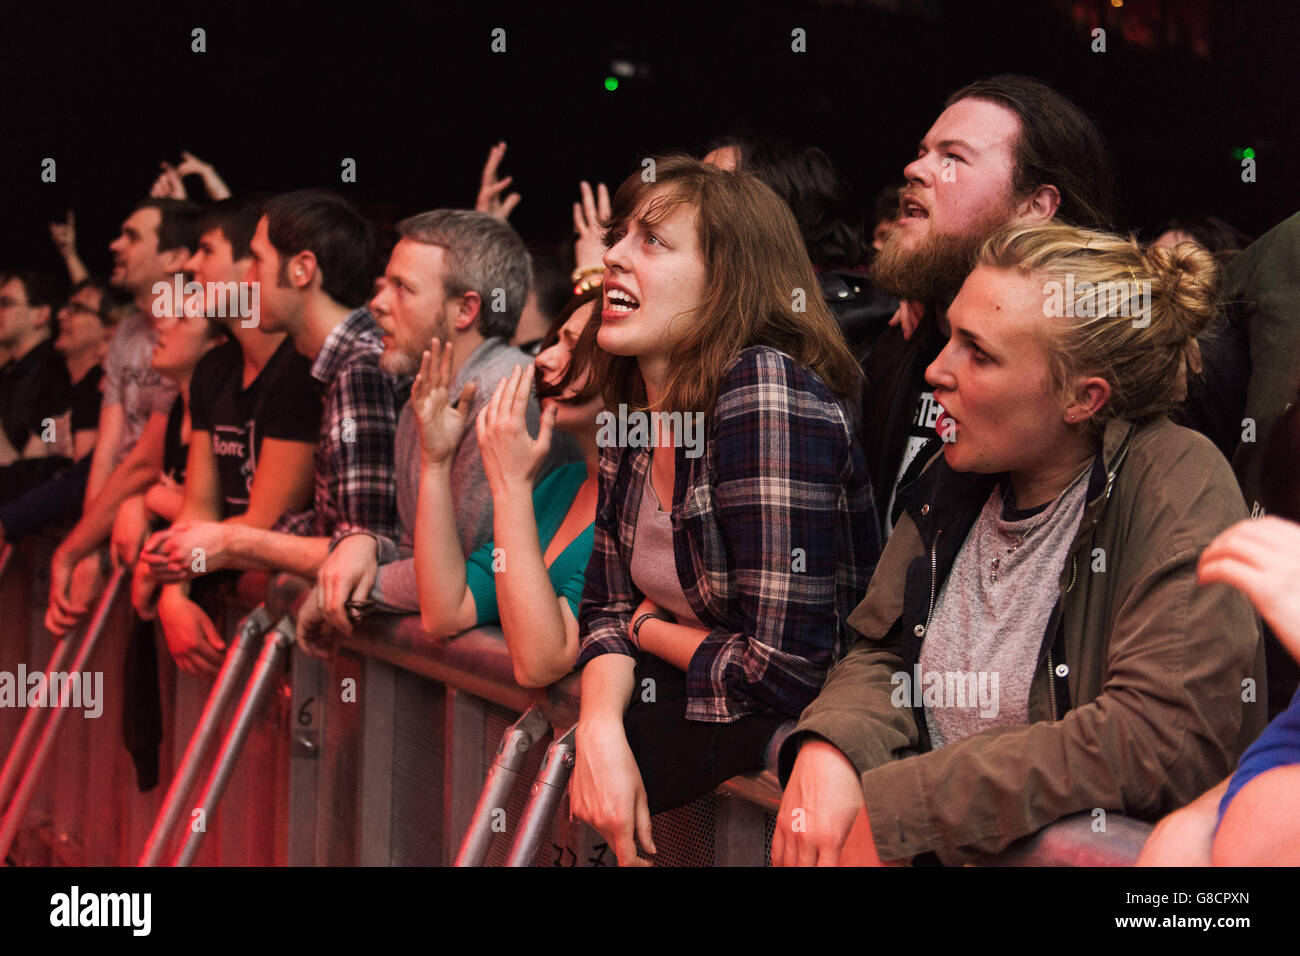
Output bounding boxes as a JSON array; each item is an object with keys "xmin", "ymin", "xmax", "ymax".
[{"xmin": 900, "ymin": 417, "xmax": 1141, "ymax": 548}]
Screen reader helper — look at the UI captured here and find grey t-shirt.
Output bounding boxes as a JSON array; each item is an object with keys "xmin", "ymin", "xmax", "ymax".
[
  {"xmin": 101, "ymin": 310, "xmax": 179, "ymax": 464},
  {"xmin": 629, "ymin": 470, "xmax": 701, "ymax": 627},
  {"xmin": 370, "ymin": 337, "xmax": 580, "ymax": 612},
  {"xmin": 920, "ymin": 464, "xmax": 1092, "ymax": 748}
]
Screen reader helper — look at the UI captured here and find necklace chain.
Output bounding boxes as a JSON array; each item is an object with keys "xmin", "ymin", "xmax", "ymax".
[{"xmin": 990, "ymin": 485, "xmax": 1052, "ymax": 584}]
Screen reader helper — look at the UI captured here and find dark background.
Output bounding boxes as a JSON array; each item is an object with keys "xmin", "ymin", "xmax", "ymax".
[{"xmin": 2, "ymin": 0, "xmax": 1295, "ymax": 279}]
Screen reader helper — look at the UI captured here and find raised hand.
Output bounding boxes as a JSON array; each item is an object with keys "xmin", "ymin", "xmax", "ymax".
[
  {"xmin": 475, "ymin": 141, "xmax": 521, "ymax": 220},
  {"xmin": 410, "ymin": 339, "xmax": 479, "ymax": 466},
  {"xmin": 572, "ymin": 180, "xmax": 611, "ymax": 274},
  {"xmin": 1199, "ymin": 516, "xmax": 1300, "ymax": 664},
  {"xmin": 150, "ymin": 162, "xmax": 187, "ymax": 200},
  {"xmin": 476, "ymin": 363, "xmax": 555, "ymax": 495},
  {"xmin": 49, "ymin": 210, "xmax": 77, "ymax": 257},
  {"xmin": 175, "ymin": 150, "xmax": 232, "ymax": 200}
]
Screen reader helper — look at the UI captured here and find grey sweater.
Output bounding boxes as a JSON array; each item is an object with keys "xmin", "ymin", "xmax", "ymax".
[{"xmin": 365, "ymin": 338, "xmax": 579, "ymax": 611}]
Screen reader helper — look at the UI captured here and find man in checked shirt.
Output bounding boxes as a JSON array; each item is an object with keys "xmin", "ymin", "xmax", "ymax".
[{"xmin": 144, "ymin": 191, "xmax": 406, "ymax": 655}]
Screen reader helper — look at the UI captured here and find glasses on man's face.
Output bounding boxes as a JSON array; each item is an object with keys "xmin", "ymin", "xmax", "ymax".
[
  {"xmin": 62, "ymin": 302, "xmax": 102, "ymax": 319},
  {"xmin": 0, "ymin": 296, "xmax": 29, "ymax": 310}
]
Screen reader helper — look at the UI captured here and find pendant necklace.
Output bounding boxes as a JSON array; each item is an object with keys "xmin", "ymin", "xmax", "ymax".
[{"xmin": 990, "ymin": 486, "xmax": 1051, "ymax": 584}]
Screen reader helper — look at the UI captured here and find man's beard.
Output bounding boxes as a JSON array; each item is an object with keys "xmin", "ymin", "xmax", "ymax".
[
  {"xmin": 379, "ymin": 316, "xmax": 451, "ymax": 378},
  {"xmin": 872, "ymin": 208, "xmax": 1015, "ymax": 305}
]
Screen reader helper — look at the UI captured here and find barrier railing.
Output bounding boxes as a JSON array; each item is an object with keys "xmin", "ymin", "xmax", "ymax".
[{"xmin": 0, "ymin": 542, "xmax": 1154, "ymax": 867}]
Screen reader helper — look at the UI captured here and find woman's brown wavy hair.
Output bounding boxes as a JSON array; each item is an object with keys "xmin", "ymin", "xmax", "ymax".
[{"xmin": 595, "ymin": 153, "xmax": 861, "ymax": 414}]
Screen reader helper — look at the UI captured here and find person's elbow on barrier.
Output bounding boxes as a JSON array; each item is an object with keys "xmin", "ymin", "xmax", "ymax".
[
  {"xmin": 772, "ymin": 736, "xmax": 865, "ymax": 866},
  {"xmin": 1135, "ymin": 777, "xmax": 1227, "ymax": 866},
  {"xmin": 510, "ymin": 599, "xmax": 581, "ymax": 688}
]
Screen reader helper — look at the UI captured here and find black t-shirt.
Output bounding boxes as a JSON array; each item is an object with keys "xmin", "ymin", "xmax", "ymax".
[
  {"xmin": 163, "ymin": 394, "xmax": 188, "ymax": 485},
  {"xmin": 0, "ymin": 338, "xmax": 72, "ymax": 450},
  {"xmin": 67, "ymin": 365, "xmax": 105, "ymax": 437},
  {"xmin": 188, "ymin": 337, "xmax": 320, "ymax": 517}
]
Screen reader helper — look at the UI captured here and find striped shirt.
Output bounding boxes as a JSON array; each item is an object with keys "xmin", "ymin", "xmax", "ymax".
[{"xmin": 576, "ymin": 346, "xmax": 880, "ymax": 722}]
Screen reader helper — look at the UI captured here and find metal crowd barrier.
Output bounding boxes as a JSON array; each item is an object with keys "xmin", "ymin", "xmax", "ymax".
[{"xmin": 0, "ymin": 543, "xmax": 1155, "ymax": 867}]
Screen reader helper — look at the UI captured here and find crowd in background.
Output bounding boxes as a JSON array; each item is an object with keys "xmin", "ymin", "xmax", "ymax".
[{"xmin": 1, "ymin": 73, "xmax": 1297, "ymax": 866}]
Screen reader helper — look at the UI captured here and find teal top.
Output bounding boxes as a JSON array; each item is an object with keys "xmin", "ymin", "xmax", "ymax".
[{"xmin": 466, "ymin": 462, "xmax": 594, "ymax": 625}]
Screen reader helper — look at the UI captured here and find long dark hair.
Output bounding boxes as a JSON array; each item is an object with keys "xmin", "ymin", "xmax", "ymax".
[
  {"xmin": 595, "ymin": 154, "xmax": 861, "ymax": 415},
  {"xmin": 946, "ymin": 75, "xmax": 1117, "ymax": 231}
]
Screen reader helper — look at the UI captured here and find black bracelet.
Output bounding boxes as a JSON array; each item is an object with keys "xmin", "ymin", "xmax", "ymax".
[{"xmin": 632, "ymin": 611, "xmax": 662, "ymax": 645}]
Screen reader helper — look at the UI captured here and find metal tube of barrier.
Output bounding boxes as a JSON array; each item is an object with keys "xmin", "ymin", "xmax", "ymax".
[
  {"xmin": 171, "ymin": 615, "xmax": 294, "ymax": 867},
  {"xmin": 0, "ymin": 636, "xmax": 73, "ymax": 813},
  {"xmin": 137, "ymin": 604, "xmax": 272, "ymax": 866},
  {"xmin": 505, "ymin": 724, "xmax": 575, "ymax": 867},
  {"xmin": 453, "ymin": 705, "xmax": 551, "ymax": 867},
  {"xmin": 0, "ymin": 566, "xmax": 127, "ymax": 860}
]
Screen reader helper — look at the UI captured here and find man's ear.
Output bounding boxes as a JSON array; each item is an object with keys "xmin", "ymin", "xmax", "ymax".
[
  {"xmin": 289, "ymin": 251, "xmax": 318, "ymax": 289},
  {"xmin": 33, "ymin": 304, "xmax": 52, "ymax": 331},
  {"xmin": 1019, "ymin": 183, "xmax": 1062, "ymax": 222},
  {"xmin": 454, "ymin": 290, "xmax": 482, "ymax": 332}
]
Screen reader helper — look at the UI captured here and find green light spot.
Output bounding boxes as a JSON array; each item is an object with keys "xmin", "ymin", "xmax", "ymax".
[
  {"xmin": 604, "ymin": 76, "xmax": 619, "ymax": 91},
  {"xmin": 1243, "ymin": 147, "xmax": 1256, "ymax": 159}
]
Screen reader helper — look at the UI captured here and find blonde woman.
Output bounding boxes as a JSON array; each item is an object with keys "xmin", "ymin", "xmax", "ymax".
[{"xmin": 774, "ymin": 222, "xmax": 1267, "ymax": 866}]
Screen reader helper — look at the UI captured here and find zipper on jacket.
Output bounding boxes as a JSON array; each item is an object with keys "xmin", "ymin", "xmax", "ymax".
[
  {"xmin": 914, "ymin": 529, "xmax": 941, "ymax": 639},
  {"xmin": 1045, "ymin": 647, "xmax": 1058, "ymax": 720}
]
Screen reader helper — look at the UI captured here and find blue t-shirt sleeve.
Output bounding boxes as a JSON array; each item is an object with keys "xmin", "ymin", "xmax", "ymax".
[{"xmin": 1217, "ymin": 684, "xmax": 1300, "ymax": 828}]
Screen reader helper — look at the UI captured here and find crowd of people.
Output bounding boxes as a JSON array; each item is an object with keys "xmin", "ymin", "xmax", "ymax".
[{"xmin": 1, "ymin": 72, "xmax": 1297, "ymax": 866}]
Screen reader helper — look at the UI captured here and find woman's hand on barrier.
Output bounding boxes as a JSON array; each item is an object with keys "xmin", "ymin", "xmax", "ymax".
[
  {"xmin": 477, "ymin": 363, "xmax": 555, "ymax": 496},
  {"xmin": 411, "ymin": 339, "xmax": 478, "ymax": 467},
  {"xmin": 157, "ymin": 586, "xmax": 225, "ymax": 677},
  {"xmin": 772, "ymin": 737, "xmax": 865, "ymax": 866},
  {"xmin": 571, "ymin": 718, "xmax": 655, "ymax": 866},
  {"xmin": 1198, "ymin": 516, "xmax": 1300, "ymax": 664}
]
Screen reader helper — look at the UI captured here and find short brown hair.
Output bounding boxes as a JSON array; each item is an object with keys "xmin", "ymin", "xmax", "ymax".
[{"xmin": 596, "ymin": 154, "xmax": 861, "ymax": 414}]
